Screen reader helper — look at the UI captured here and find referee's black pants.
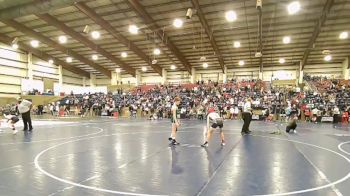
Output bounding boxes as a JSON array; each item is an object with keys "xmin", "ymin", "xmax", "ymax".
[
  {"xmin": 22, "ymin": 111, "xmax": 33, "ymax": 130},
  {"xmin": 242, "ymin": 112, "xmax": 252, "ymax": 133}
]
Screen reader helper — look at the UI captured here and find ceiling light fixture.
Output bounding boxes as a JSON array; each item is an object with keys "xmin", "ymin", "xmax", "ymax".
[
  {"xmin": 12, "ymin": 43, "xmax": 18, "ymax": 49},
  {"xmin": 115, "ymin": 68, "xmax": 121, "ymax": 73},
  {"xmin": 66, "ymin": 57, "xmax": 72, "ymax": 63},
  {"xmin": 121, "ymin": 52, "xmax": 128, "ymax": 58},
  {"xmin": 238, "ymin": 60, "xmax": 245, "ymax": 66},
  {"xmin": 288, "ymin": 1, "xmax": 301, "ymax": 15},
  {"xmin": 129, "ymin": 25, "xmax": 139, "ymax": 34},
  {"xmin": 339, "ymin": 31, "xmax": 348, "ymax": 40},
  {"xmin": 173, "ymin": 18, "xmax": 183, "ymax": 28},
  {"xmin": 324, "ymin": 55, "xmax": 332, "ymax": 61},
  {"xmin": 153, "ymin": 48, "xmax": 161, "ymax": 55},
  {"xmin": 171, "ymin": 65, "xmax": 176, "ymax": 70},
  {"xmin": 225, "ymin": 10, "xmax": 237, "ymax": 22},
  {"xmin": 142, "ymin": 66, "xmax": 147, "ymax": 72},
  {"xmin": 30, "ymin": 40, "xmax": 39, "ymax": 48},
  {"xmin": 233, "ymin": 41, "xmax": 241, "ymax": 48},
  {"xmin": 283, "ymin": 36, "xmax": 291, "ymax": 44},
  {"xmin": 92, "ymin": 54, "xmax": 98, "ymax": 61},
  {"xmin": 91, "ymin": 31, "xmax": 100, "ymax": 39},
  {"xmin": 203, "ymin": 62, "xmax": 208, "ymax": 68},
  {"xmin": 279, "ymin": 58, "xmax": 285, "ymax": 64},
  {"xmin": 58, "ymin": 35, "xmax": 67, "ymax": 44}
]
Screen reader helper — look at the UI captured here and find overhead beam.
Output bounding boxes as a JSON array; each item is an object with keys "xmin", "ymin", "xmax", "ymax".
[
  {"xmin": 126, "ymin": 0, "xmax": 192, "ymax": 75},
  {"xmin": 0, "ymin": 0, "xmax": 34, "ymax": 10},
  {"xmin": 190, "ymin": 0, "xmax": 225, "ymax": 73},
  {"xmin": 257, "ymin": 3, "xmax": 263, "ymax": 73},
  {"xmin": 74, "ymin": 2, "xmax": 162, "ymax": 76},
  {"xmin": 0, "ymin": 0, "xmax": 86, "ymax": 20},
  {"xmin": 0, "ymin": 33, "xmax": 90, "ymax": 78},
  {"xmin": 1, "ymin": 19, "xmax": 112, "ymax": 78},
  {"xmin": 37, "ymin": 13, "xmax": 136, "ymax": 77},
  {"xmin": 301, "ymin": 0, "xmax": 334, "ymax": 70}
]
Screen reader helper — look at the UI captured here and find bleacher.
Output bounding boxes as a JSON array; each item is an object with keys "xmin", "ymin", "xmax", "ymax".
[
  {"xmin": 302, "ymin": 79, "xmax": 350, "ymax": 110},
  {"xmin": 309, "ymin": 79, "xmax": 332, "ymax": 94},
  {"xmin": 54, "ymin": 80, "xmax": 271, "ymax": 118}
]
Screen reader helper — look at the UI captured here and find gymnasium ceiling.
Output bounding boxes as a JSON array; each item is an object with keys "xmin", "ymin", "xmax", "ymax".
[{"xmin": 0, "ymin": 0, "xmax": 349, "ymax": 78}]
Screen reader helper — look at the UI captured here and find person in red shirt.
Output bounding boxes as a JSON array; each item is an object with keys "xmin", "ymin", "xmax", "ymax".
[
  {"xmin": 304, "ymin": 109, "xmax": 311, "ymax": 122},
  {"xmin": 342, "ymin": 111, "xmax": 349, "ymax": 124}
]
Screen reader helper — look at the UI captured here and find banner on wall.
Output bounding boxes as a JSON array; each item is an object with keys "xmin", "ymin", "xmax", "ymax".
[
  {"xmin": 53, "ymin": 83, "xmax": 108, "ymax": 95},
  {"xmin": 272, "ymin": 70, "xmax": 293, "ymax": 80},
  {"xmin": 321, "ymin": 117, "xmax": 333, "ymax": 122},
  {"xmin": 21, "ymin": 79, "xmax": 44, "ymax": 93},
  {"xmin": 43, "ymin": 78, "xmax": 54, "ymax": 91}
]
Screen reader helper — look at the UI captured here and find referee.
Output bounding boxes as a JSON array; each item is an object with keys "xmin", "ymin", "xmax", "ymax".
[
  {"xmin": 17, "ymin": 97, "xmax": 33, "ymax": 131},
  {"xmin": 241, "ymin": 97, "xmax": 253, "ymax": 135}
]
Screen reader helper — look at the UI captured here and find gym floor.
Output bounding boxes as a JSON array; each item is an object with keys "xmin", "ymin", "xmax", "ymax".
[{"xmin": 0, "ymin": 118, "xmax": 350, "ymax": 196}]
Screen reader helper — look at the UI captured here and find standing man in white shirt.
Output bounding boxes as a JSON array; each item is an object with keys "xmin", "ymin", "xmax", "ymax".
[
  {"xmin": 242, "ymin": 98, "xmax": 253, "ymax": 135},
  {"xmin": 230, "ymin": 107, "xmax": 235, "ymax": 119},
  {"xmin": 333, "ymin": 106, "xmax": 340, "ymax": 125},
  {"xmin": 17, "ymin": 97, "xmax": 33, "ymax": 131}
]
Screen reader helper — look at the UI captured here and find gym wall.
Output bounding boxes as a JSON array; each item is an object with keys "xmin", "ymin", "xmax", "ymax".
[{"xmin": 0, "ymin": 44, "xmax": 85, "ymax": 96}]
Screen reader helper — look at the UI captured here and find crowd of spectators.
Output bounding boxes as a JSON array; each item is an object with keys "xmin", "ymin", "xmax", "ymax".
[
  {"xmin": 301, "ymin": 74, "xmax": 350, "ymax": 123},
  {"xmin": 42, "ymin": 80, "xmax": 244, "ymax": 117},
  {"xmin": 3, "ymin": 76, "xmax": 350, "ymax": 125},
  {"xmin": 56, "ymin": 79, "xmax": 287, "ymax": 120},
  {"xmin": 51, "ymin": 77, "xmax": 350, "ymax": 125}
]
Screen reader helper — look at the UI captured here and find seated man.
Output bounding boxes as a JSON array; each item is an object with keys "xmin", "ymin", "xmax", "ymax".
[
  {"xmin": 197, "ymin": 108, "xmax": 204, "ymax": 120},
  {"xmin": 201, "ymin": 108, "xmax": 225, "ymax": 147}
]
